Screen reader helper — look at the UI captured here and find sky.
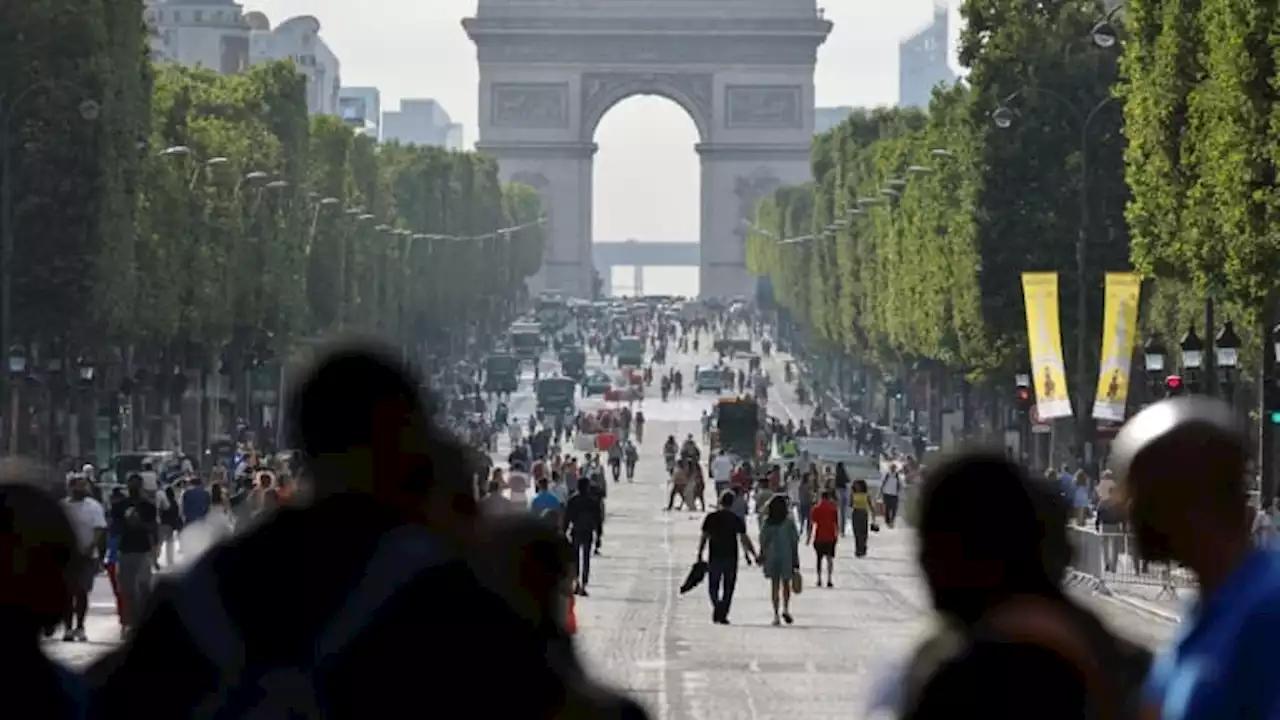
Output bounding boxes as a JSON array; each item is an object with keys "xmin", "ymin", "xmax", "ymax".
[{"xmin": 245, "ymin": 0, "xmax": 961, "ymax": 249}]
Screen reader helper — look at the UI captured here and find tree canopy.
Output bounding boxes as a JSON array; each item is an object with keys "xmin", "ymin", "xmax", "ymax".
[
  {"xmin": 750, "ymin": 0, "xmax": 1128, "ymax": 396},
  {"xmin": 5, "ymin": 55, "xmax": 544, "ymax": 369}
]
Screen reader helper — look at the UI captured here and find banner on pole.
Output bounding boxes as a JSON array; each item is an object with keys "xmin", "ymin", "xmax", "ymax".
[
  {"xmin": 1093, "ymin": 272, "xmax": 1141, "ymax": 422},
  {"xmin": 1021, "ymin": 272, "xmax": 1073, "ymax": 420}
]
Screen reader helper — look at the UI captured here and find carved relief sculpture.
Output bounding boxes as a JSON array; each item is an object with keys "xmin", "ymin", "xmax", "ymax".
[
  {"xmin": 581, "ymin": 72, "xmax": 713, "ymax": 138},
  {"xmin": 491, "ymin": 83, "xmax": 570, "ymax": 128},
  {"xmin": 725, "ymin": 85, "xmax": 803, "ymax": 129}
]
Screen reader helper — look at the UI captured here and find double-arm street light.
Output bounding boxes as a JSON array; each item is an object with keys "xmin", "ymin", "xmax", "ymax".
[{"xmin": 988, "ymin": 15, "xmax": 1122, "ymax": 463}]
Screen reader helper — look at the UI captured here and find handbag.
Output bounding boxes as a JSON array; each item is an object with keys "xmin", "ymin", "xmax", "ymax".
[{"xmin": 790, "ymin": 572, "xmax": 803, "ymax": 595}]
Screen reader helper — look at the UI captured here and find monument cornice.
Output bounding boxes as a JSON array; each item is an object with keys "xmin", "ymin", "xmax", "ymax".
[
  {"xmin": 477, "ymin": 141, "xmax": 599, "ymax": 160},
  {"xmin": 464, "ymin": 16, "xmax": 832, "ymax": 38},
  {"xmin": 472, "ymin": 34, "xmax": 824, "ymax": 66},
  {"xmin": 695, "ymin": 143, "xmax": 812, "ymax": 161}
]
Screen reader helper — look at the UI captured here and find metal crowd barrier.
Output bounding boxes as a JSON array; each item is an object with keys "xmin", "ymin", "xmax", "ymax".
[{"xmin": 1066, "ymin": 525, "xmax": 1196, "ymax": 599}]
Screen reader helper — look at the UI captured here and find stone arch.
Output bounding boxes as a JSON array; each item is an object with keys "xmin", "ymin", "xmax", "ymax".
[{"xmin": 579, "ymin": 72, "xmax": 714, "ymax": 144}]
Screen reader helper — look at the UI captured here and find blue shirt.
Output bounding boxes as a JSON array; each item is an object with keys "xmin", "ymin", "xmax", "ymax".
[
  {"xmin": 181, "ymin": 485, "xmax": 211, "ymax": 523},
  {"xmin": 1143, "ymin": 550, "xmax": 1280, "ymax": 718},
  {"xmin": 530, "ymin": 491, "xmax": 562, "ymax": 515}
]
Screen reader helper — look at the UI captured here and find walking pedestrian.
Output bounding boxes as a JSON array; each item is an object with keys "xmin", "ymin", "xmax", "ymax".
[
  {"xmin": 110, "ymin": 474, "xmax": 158, "ymax": 632},
  {"xmin": 697, "ymin": 491, "xmax": 757, "ymax": 624},
  {"xmin": 565, "ymin": 477, "xmax": 602, "ymax": 596},
  {"xmin": 759, "ymin": 495, "xmax": 800, "ymax": 626},
  {"xmin": 850, "ymin": 478, "xmax": 876, "ymax": 558},
  {"xmin": 880, "ymin": 463, "xmax": 902, "ymax": 528},
  {"xmin": 834, "ymin": 462, "xmax": 851, "ymax": 535},
  {"xmin": 807, "ymin": 490, "xmax": 839, "ymax": 587},
  {"xmin": 60, "ymin": 473, "xmax": 107, "ymax": 642}
]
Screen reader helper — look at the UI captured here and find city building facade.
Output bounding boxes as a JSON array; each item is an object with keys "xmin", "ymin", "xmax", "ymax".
[
  {"xmin": 145, "ymin": 1, "xmax": 341, "ymax": 117},
  {"xmin": 382, "ymin": 99, "xmax": 464, "ymax": 150},
  {"xmin": 143, "ymin": 0, "xmax": 250, "ymax": 73},
  {"xmin": 339, "ymin": 87, "xmax": 382, "ymax": 139},
  {"xmin": 246, "ymin": 13, "xmax": 341, "ymax": 116},
  {"xmin": 898, "ymin": 1, "xmax": 956, "ymax": 109}
]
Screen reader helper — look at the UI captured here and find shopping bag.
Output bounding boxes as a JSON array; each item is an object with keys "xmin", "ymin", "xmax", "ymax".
[
  {"xmin": 596, "ymin": 433, "xmax": 617, "ymax": 451},
  {"xmin": 790, "ymin": 573, "xmax": 803, "ymax": 595}
]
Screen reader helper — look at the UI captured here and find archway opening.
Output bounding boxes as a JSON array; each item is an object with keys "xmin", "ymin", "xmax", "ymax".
[{"xmin": 592, "ymin": 95, "xmax": 700, "ymax": 298}]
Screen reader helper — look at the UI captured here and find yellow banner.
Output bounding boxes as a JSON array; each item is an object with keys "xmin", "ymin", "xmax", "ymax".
[
  {"xmin": 1022, "ymin": 273, "xmax": 1073, "ymax": 420},
  {"xmin": 1093, "ymin": 272, "xmax": 1141, "ymax": 422}
]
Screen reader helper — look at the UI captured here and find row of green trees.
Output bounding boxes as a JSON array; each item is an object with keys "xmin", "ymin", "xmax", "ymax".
[
  {"xmin": 749, "ymin": 0, "xmax": 1280, "ymax": 437},
  {"xmin": 7, "ymin": 9, "xmax": 544, "ymax": 379}
]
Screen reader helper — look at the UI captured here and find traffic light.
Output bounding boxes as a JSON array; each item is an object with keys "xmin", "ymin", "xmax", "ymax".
[
  {"xmin": 1164, "ymin": 374, "xmax": 1185, "ymax": 397},
  {"xmin": 1014, "ymin": 384, "xmax": 1034, "ymax": 412}
]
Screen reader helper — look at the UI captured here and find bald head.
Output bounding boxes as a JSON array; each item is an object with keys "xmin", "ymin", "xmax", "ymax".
[
  {"xmin": 1112, "ymin": 396, "xmax": 1247, "ymax": 564},
  {"xmin": 1113, "ymin": 396, "xmax": 1246, "ymax": 501}
]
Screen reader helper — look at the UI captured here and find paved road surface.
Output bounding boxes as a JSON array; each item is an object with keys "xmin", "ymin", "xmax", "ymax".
[{"xmin": 44, "ymin": 340, "xmax": 1178, "ymax": 718}]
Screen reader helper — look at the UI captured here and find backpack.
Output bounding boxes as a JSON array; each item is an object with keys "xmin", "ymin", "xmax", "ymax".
[{"xmin": 172, "ymin": 525, "xmax": 449, "ymax": 718}]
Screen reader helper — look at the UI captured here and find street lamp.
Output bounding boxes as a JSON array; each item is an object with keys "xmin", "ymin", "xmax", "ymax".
[
  {"xmin": 930, "ymin": 148, "xmax": 955, "ymax": 160},
  {"xmin": 264, "ymin": 179, "xmax": 289, "ymax": 190},
  {"xmin": 76, "ymin": 354, "xmax": 95, "ymax": 383},
  {"xmin": 1215, "ymin": 321, "xmax": 1241, "ymax": 370},
  {"xmin": 1091, "ymin": 6, "xmax": 1124, "ymax": 49},
  {"xmin": 856, "ymin": 196, "xmax": 886, "ymax": 207},
  {"xmin": 6, "ymin": 345, "xmax": 26, "ymax": 375},
  {"xmin": 991, "ymin": 106, "xmax": 1016, "ymax": 129},
  {"xmin": 906, "ymin": 165, "xmax": 934, "ymax": 175},
  {"xmin": 1179, "ymin": 327, "xmax": 1204, "ymax": 371},
  {"xmin": 991, "ymin": 80, "xmax": 1120, "ymax": 460},
  {"xmin": 885, "ymin": 178, "xmax": 908, "ymax": 190},
  {"xmin": 1143, "ymin": 335, "xmax": 1167, "ymax": 373},
  {"xmin": 159, "ymin": 145, "xmax": 191, "ymax": 157}
]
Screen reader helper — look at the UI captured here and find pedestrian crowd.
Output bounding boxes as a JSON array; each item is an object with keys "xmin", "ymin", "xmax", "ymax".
[{"xmin": 0, "ymin": 339, "xmax": 648, "ymax": 718}]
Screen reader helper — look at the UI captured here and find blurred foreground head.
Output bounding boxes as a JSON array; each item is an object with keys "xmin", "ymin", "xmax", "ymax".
[
  {"xmin": 0, "ymin": 460, "xmax": 78, "ymax": 636},
  {"xmin": 916, "ymin": 451, "xmax": 1069, "ymax": 625},
  {"xmin": 285, "ymin": 339, "xmax": 477, "ymax": 523},
  {"xmin": 1111, "ymin": 396, "xmax": 1247, "ymax": 566}
]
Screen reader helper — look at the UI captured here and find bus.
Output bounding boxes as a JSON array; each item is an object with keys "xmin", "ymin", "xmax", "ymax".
[
  {"xmin": 509, "ymin": 323, "xmax": 543, "ymax": 360},
  {"xmin": 616, "ymin": 336, "xmax": 644, "ymax": 367}
]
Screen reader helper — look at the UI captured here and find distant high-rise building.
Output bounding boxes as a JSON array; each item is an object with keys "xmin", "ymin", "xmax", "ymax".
[
  {"xmin": 814, "ymin": 106, "xmax": 855, "ymax": 134},
  {"xmin": 245, "ymin": 13, "xmax": 341, "ymax": 116},
  {"xmin": 339, "ymin": 87, "xmax": 381, "ymax": 139},
  {"xmin": 382, "ymin": 99, "xmax": 464, "ymax": 149},
  {"xmin": 898, "ymin": 0, "xmax": 956, "ymax": 109},
  {"xmin": 143, "ymin": 0, "xmax": 250, "ymax": 73},
  {"xmin": 146, "ymin": 2, "xmax": 342, "ymax": 117}
]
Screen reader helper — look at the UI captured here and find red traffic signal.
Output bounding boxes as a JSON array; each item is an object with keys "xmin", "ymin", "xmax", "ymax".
[
  {"xmin": 1014, "ymin": 385, "xmax": 1033, "ymax": 408},
  {"xmin": 1165, "ymin": 374, "xmax": 1184, "ymax": 395}
]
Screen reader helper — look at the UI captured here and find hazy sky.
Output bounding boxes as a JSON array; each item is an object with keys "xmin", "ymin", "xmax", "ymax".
[{"xmin": 246, "ymin": 0, "xmax": 960, "ymax": 245}]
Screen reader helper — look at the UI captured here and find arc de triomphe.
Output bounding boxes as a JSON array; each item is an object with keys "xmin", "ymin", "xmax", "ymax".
[{"xmin": 464, "ymin": 0, "xmax": 832, "ymax": 299}]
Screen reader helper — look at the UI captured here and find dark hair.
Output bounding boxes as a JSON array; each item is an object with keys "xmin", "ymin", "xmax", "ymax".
[
  {"xmin": 835, "ymin": 462, "xmax": 849, "ymax": 486},
  {"xmin": 852, "ymin": 479, "xmax": 868, "ymax": 494},
  {"xmin": 919, "ymin": 451, "xmax": 1069, "ymax": 582},
  {"xmin": 286, "ymin": 340, "xmax": 430, "ymax": 458},
  {"xmin": 719, "ymin": 490, "xmax": 735, "ymax": 508},
  {"xmin": 765, "ymin": 494, "xmax": 789, "ymax": 525}
]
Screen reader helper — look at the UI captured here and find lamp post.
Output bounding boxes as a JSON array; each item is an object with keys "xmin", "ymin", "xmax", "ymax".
[
  {"xmin": 993, "ymin": 89, "xmax": 1117, "ymax": 463},
  {"xmin": 5, "ymin": 344, "xmax": 26, "ymax": 454},
  {"xmin": 1214, "ymin": 321, "xmax": 1241, "ymax": 399},
  {"xmin": 1142, "ymin": 334, "xmax": 1166, "ymax": 403},
  {"xmin": 1, "ymin": 82, "xmax": 99, "ymax": 430},
  {"xmin": 1265, "ymin": 322, "xmax": 1280, "ymax": 504},
  {"xmin": 1179, "ymin": 327, "xmax": 1204, "ymax": 394}
]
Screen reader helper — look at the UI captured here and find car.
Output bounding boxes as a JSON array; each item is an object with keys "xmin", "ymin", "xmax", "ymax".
[
  {"xmin": 694, "ymin": 368, "xmax": 724, "ymax": 394},
  {"xmin": 584, "ymin": 371, "xmax": 613, "ymax": 396}
]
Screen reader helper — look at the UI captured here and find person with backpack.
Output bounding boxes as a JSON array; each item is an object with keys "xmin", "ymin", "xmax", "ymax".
[
  {"xmin": 872, "ymin": 451, "xmax": 1149, "ymax": 719},
  {"xmin": 87, "ymin": 341, "xmax": 649, "ymax": 719}
]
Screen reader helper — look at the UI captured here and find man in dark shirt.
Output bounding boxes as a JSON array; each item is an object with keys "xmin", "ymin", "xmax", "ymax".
[
  {"xmin": 697, "ymin": 491, "xmax": 756, "ymax": 624},
  {"xmin": 110, "ymin": 474, "xmax": 157, "ymax": 629},
  {"xmin": 564, "ymin": 477, "xmax": 602, "ymax": 596}
]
